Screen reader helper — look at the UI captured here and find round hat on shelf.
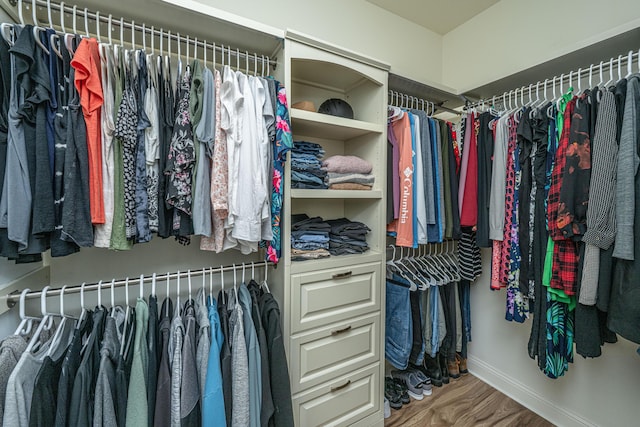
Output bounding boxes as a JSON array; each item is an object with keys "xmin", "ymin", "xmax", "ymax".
[
  {"xmin": 292, "ymin": 100, "xmax": 316, "ymax": 112},
  {"xmin": 318, "ymin": 98, "xmax": 354, "ymax": 119}
]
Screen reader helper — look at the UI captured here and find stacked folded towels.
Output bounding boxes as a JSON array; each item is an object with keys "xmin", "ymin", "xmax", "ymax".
[{"xmin": 322, "ymin": 155, "xmax": 374, "ymax": 190}]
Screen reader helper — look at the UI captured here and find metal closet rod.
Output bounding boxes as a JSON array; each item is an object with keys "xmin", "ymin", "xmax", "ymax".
[
  {"xmin": 20, "ymin": 0, "xmax": 272, "ymax": 68},
  {"xmin": 389, "ymin": 89, "xmax": 460, "ymax": 116},
  {"xmin": 465, "ymin": 48, "xmax": 640, "ymax": 110},
  {"xmin": 4, "ymin": 261, "xmax": 274, "ymax": 308}
]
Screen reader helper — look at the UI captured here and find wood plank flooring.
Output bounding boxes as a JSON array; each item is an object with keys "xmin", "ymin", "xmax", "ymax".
[{"xmin": 385, "ymin": 374, "xmax": 555, "ymax": 427}]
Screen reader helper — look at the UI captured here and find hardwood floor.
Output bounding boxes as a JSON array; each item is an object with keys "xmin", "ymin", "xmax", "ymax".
[{"xmin": 385, "ymin": 374, "xmax": 554, "ymax": 427}]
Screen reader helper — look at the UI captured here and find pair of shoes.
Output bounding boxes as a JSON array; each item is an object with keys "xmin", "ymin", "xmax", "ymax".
[
  {"xmin": 439, "ymin": 353, "xmax": 450, "ymax": 384},
  {"xmin": 421, "ymin": 354, "xmax": 443, "ymax": 387},
  {"xmin": 456, "ymin": 353, "xmax": 469, "ymax": 375},
  {"xmin": 408, "ymin": 365, "xmax": 433, "ymax": 396},
  {"xmin": 447, "ymin": 357, "xmax": 461, "ymax": 380},
  {"xmin": 384, "ymin": 397, "xmax": 391, "ymax": 419},
  {"xmin": 392, "ymin": 378, "xmax": 410, "ymax": 404},
  {"xmin": 391, "ymin": 370, "xmax": 424, "ymax": 401},
  {"xmin": 385, "ymin": 377, "xmax": 403, "ymax": 409}
]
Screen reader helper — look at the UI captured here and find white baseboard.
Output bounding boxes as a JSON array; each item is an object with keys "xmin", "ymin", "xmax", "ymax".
[{"xmin": 467, "ymin": 355, "xmax": 595, "ymax": 427}]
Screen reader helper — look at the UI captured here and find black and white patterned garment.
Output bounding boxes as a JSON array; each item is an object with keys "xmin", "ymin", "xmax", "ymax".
[
  {"xmin": 114, "ymin": 61, "xmax": 139, "ymax": 240},
  {"xmin": 459, "ymin": 227, "xmax": 482, "ymax": 281},
  {"xmin": 165, "ymin": 66, "xmax": 195, "ymax": 245}
]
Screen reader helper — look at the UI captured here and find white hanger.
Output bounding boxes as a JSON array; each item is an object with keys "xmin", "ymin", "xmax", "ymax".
[
  {"xmin": 120, "ymin": 278, "xmax": 130, "ymax": 355},
  {"xmin": 46, "ymin": 285, "xmax": 74, "ymax": 357},
  {"xmin": 187, "ymin": 269, "xmax": 192, "ymax": 302},
  {"xmin": 242, "ymin": 263, "xmax": 246, "ymax": 284},
  {"xmin": 97, "ymin": 280, "xmax": 102, "ymax": 308},
  {"xmin": 139, "ymin": 274, "xmax": 144, "ymax": 299},
  {"xmin": 603, "ymin": 57, "xmax": 614, "ymax": 88},
  {"xmin": 176, "ymin": 270, "xmax": 181, "ymax": 310},
  {"xmin": 76, "ymin": 282, "xmax": 87, "ymax": 329},
  {"xmin": 617, "ymin": 54, "xmax": 623, "ymax": 81},
  {"xmin": 110, "ymin": 279, "xmax": 116, "ymax": 318},
  {"xmin": 262, "ymin": 260, "xmax": 271, "ymax": 293},
  {"xmin": 152, "ymin": 273, "xmax": 157, "ymax": 297},
  {"xmin": 14, "ymin": 288, "xmax": 37, "ymax": 336},
  {"xmin": 220, "ymin": 265, "xmax": 226, "ymax": 304},
  {"xmin": 25, "ymin": 287, "xmax": 55, "ymax": 353},
  {"xmin": 209, "ymin": 267, "xmax": 214, "ymax": 302},
  {"xmin": 236, "ymin": 48, "xmax": 240, "ymax": 71},
  {"xmin": 165, "ymin": 272, "xmax": 171, "ymax": 316},
  {"xmin": 627, "ymin": 50, "xmax": 633, "ymax": 78},
  {"xmin": 83, "ymin": 7, "xmax": 89, "ymax": 38},
  {"xmin": 18, "ymin": 0, "xmax": 25, "ymax": 26},
  {"xmin": 232, "ymin": 264, "xmax": 238, "ymax": 302},
  {"xmin": 201, "ymin": 268, "xmax": 206, "ymax": 306}
]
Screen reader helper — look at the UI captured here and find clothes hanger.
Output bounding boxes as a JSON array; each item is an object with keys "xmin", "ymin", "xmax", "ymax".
[
  {"xmin": 110, "ymin": 279, "xmax": 116, "ymax": 318},
  {"xmin": 32, "ymin": 0, "xmax": 51, "ymax": 55},
  {"xmin": 46, "ymin": 285, "xmax": 75, "ymax": 357},
  {"xmin": 25, "ymin": 286, "xmax": 57, "ymax": 354},
  {"xmin": 165, "ymin": 272, "xmax": 171, "ymax": 317},
  {"xmin": 626, "ymin": 50, "xmax": 633, "ymax": 78},
  {"xmin": 139, "ymin": 274, "xmax": 144, "ymax": 301},
  {"xmin": 262, "ymin": 261, "xmax": 271, "ymax": 293},
  {"xmin": 119, "ymin": 277, "xmax": 130, "ymax": 356},
  {"xmin": 152, "ymin": 272, "xmax": 157, "ymax": 298},
  {"xmin": 47, "ymin": 0, "xmax": 61, "ymax": 57},
  {"xmin": 1, "ymin": 23, "xmax": 14, "ymax": 46},
  {"xmin": 187, "ymin": 269, "xmax": 192, "ymax": 302},
  {"xmin": 14, "ymin": 288, "xmax": 37, "ymax": 336},
  {"xmin": 236, "ymin": 48, "xmax": 240, "ymax": 72},
  {"xmin": 201, "ymin": 268, "xmax": 207, "ymax": 306},
  {"xmin": 220, "ymin": 265, "xmax": 226, "ymax": 304},
  {"xmin": 176, "ymin": 270, "xmax": 181, "ymax": 311},
  {"xmin": 241, "ymin": 263, "xmax": 246, "ymax": 285},
  {"xmin": 209, "ymin": 267, "xmax": 214, "ymax": 302},
  {"xmin": 76, "ymin": 282, "xmax": 87, "ymax": 329},
  {"xmin": 232, "ymin": 264, "xmax": 239, "ymax": 305}
]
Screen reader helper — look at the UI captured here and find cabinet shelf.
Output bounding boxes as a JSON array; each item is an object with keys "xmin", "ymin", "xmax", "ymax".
[
  {"xmin": 290, "ymin": 108, "xmax": 383, "ymax": 140},
  {"xmin": 290, "ymin": 189, "xmax": 382, "ymax": 199},
  {"xmin": 290, "ymin": 252, "xmax": 383, "ymax": 274}
]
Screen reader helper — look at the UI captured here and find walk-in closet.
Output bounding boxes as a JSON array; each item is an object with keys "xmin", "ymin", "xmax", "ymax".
[{"xmin": 1, "ymin": 0, "xmax": 639, "ymax": 426}]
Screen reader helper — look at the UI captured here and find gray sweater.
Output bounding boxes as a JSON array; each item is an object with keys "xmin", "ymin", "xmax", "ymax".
[
  {"xmin": 613, "ymin": 75, "xmax": 640, "ymax": 260},
  {"xmin": 581, "ymin": 90, "xmax": 618, "ymax": 305}
]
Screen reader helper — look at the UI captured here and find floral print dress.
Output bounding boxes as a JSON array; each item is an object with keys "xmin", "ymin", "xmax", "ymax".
[
  {"xmin": 165, "ymin": 66, "xmax": 195, "ymax": 244},
  {"xmin": 265, "ymin": 82, "xmax": 293, "ymax": 263}
]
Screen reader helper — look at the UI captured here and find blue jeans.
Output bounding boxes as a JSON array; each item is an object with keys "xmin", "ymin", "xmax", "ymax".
[{"xmin": 385, "ymin": 277, "xmax": 412, "ymax": 370}]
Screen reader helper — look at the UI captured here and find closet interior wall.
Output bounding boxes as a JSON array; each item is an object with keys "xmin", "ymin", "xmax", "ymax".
[{"xmin": 0, "ymin": 0, "xmax": 283, "ymax": 329}]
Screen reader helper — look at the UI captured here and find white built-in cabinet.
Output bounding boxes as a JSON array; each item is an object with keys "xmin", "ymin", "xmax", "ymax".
[{"xmin": 270, "ymin": 31, "xmax": 389, "ymax": 427}]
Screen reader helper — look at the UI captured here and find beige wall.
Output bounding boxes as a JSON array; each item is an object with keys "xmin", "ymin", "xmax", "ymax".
[
  {"xmin": 194, "ymin": 0, "xmax": 444, "ymax": 88},
  {"xmin": 442, "ymin": 0, "xmax": 640, "ymax": 91}
]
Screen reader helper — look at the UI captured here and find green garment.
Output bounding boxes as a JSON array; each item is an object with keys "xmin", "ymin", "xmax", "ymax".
[
  {"xmin": 110, "ymin": 47, "xmax": 132, "ymax": 250},
  {"xmin": 126, "ymin": 298, "xmax": 150, "ymax": 426},
  {"xmin": 542, "ymin": 238, "xmax": 576, "ymax": 311}
]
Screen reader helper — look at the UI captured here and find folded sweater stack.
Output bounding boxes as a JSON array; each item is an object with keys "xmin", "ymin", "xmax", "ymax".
[{"xmin": 322, "ymin": 155, "xmax": 374, "ymax": 190}]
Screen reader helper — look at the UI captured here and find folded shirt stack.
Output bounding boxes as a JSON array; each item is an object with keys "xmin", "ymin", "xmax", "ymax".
[
  {"xmin": 291, "ymin": 215, "xmax": 332, "ymax": 260},
  {"xmin": 290, "ymin": 214, "xmax": 370, "ymax": 260},
  {"xmin": 326, "ymin": 218, "xmax": 371, "ymax": 256},
  {"xmin": 322, "ymin": 155, "xmax": 374, "ymax": 190},
  {"xmin": 291, "ymin": 141, "xmax": 328, "ymax": 189}
]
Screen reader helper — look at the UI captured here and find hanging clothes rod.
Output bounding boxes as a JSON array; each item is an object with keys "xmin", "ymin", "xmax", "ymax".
[
  {"xmin": 10, "ymin": 0, "xmax": 274, "ymax": 70},
  {"xmin": 465, "ymin": 48, "xmax": 640, "ymax": 110},
  {"xmin": 3, "ymin": 261, "xmax": 274, "ymax": 308},
  {"xmin": 389, "ymin": 89, "xmax": 461, "ymax": 116}
]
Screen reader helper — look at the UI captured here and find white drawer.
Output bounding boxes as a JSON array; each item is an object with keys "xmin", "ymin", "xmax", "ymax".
[
  {"xmin": 290, "ymin": 313, "xmax": 380, "ymax": 394},
  {"xmin": 293, "ymin": 363, "xmax": 380, "ymax": 427},
  {"xmin": 291, "ymin": 262, "xmax": 380, "ymax": 334}
]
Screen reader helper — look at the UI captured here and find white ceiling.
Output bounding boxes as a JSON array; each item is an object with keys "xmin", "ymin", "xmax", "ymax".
[{"xmin": 367, "ymin": 0, "xmax": 500, "ymax": 35}]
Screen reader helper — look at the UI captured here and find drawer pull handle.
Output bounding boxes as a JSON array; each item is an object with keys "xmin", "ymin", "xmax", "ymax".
[
  {"xmin": 331, "ymin": 325, "xmax": 352, "ymax": 336},
  {"xmin": 330, "ymin": 379, "xmax": 351, "ymax": 392},
  {"xmin": 332, "ymin": 271, "xmax": 353, "ymax": 280}
]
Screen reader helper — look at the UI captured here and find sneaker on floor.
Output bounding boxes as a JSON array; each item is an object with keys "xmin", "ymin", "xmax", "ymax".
[
  {"xmin": 408, "ymin": 368, "xmax": 433, "ymax": 396},
  {"xmin": 391, "ymin": 370, "xmax": 424, "ymax": 401},
  {"xmin": 384, "ymin": 377, "xmax": 403, "ymax": 409},
  {"xmin": 392, "ymin": 377, "xmax": 410, "ymax": 404},
  {"xmin": 384, "ymin": 397, "xmax": 391, "ymax": 419}
]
